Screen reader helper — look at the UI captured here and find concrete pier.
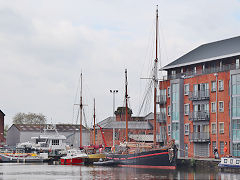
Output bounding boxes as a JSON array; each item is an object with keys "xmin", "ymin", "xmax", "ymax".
[{"xmin": 177, "ymin": 157, "xmax": 220, "ymax": 169}]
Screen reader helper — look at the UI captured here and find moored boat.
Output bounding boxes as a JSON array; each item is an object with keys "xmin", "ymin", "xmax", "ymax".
[
  {"xmin": 106, "ymin": 141, "xmax": 177, "ymax": 169},
  {"xmin": 103, "ymin": 6, "xmax": 178, "ymax": 169},
  {"xmin": 60, "ymin": 149, "xmax": 88, "ymax": 165},
  {"xmin": 0, "ymin": 152, "xmax": 48, "ymax": 163},
  {"xmin": 218, "ymin": 157, "xmax": 240, "ymax": 169}
]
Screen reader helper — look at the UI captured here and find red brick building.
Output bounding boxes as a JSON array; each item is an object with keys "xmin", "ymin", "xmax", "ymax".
[
  {"xmin": 0, "ymin": 110, "xmax": 5, "ymax": 144},
  {"xmin": 160, "ymin": 36, "xmax": 240, "ymax": 158},
  {"xmin": 92, "ymin": 107, "xmax": 166, "ymax": 147}
]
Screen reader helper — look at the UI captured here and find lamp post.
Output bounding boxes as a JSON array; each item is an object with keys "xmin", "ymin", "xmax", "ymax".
[
  {"xmin": 110, "ymin": 89, "xmax": 118, "ymax": 147},
  {"xmin": 214, "ymin": 73, "xmax": 218, "ymax": 150}
]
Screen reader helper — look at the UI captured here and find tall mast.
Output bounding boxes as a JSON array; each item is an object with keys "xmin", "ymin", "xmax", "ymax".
[
  {"xmin": 80, "ymin": 73, "xmax": 83, "ymax": 148},
  {"xmin": 125, "ymin": 69, "xmax": 128, "ymax": 142},
  {"xmin": 93, "ymin": 98, "xmax": 96, "ymax": 146},
  {"xmin": 153, "ymin": 5, "xmax": 159, "ymax": 147}
]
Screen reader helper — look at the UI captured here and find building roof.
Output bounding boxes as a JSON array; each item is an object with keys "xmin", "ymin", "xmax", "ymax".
[
  {"xmin": 10, "ymin": 124, "xmax": 88, "ymax": 132},
  {"xmin": 163, "ymin": 36, "xmax": 240, "ymax": 70},
  {"xmin": 0, "ymin": 110, "xmax": 5, "ymax": 116},
  {"xmin": 105, "ymin": 121, "xmax": 153, "ymax": 130},
  {"xmin": 96, "ymin": 112, "xmax": 156, "ymax": 130}
]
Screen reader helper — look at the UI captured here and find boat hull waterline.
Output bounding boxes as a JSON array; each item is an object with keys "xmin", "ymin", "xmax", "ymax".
[
  {"xmin": 60, "ymin": 157, "xmax": 84, "ymax": 165},
  {"xmin": 106, "ymin": 149, "xmax": 176, "ymax": 169}
]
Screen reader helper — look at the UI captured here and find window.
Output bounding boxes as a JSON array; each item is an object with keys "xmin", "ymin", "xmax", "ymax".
[
  {"xmin": 219, "ymin": 101, "xmax": 224, "ymax": 112},
  {"xmin": 184, "ymin": 104, "xmax": 190, "ymax": 115},
  {"xmin": 219, "ymin": 80, "xmax": 224, "ymax": 91},
  {"xmin": 211, "ymin": 81, "xmax": 216, "ymax": 92},
  {"xmin": 219, "ymin": 122, "xmax": 224, "ymax": 134},
  {"xmin": 211, "ymin": 102, "xmax": 216, "ymax": 113},
  {"xmin": 167, "ymin": 87, "xmax": 170, "ymax": 97},
  {"xmin": 203, "ymin": 64, "xmax": 205, "ymax": 72},
  {"xmin": 184, "ymin": 84, "xmax": 189, "ymax": 95},
  {"xmin": 115, "ymin": 131, "xmax": 119, "ymax": 140},
  {"xmin": 160, "ymin": 89, "xmax": 166, "ymax": 102},
  {"xmin": 194, "ymin": 67, "xmax": 197, "ymax": 74},
  {"xmin": 236, "ymin": 59, "xmax": 239, "ymax": 69},
  {"xmin": 237, "ymin": 160, "xmax": 240, "ymax": 165},
  {"xmin": 168, "ymin": 125, "xmax": 171, "ymax": 136},
  {"xmin": 172, "ymin": 70, "xmax": 176, "ymax": 77},
  {"xmin": 52, "ymin": 139, "xmax": 59, "ymax": 145},
  {"xmin": 185, "ymin": 144, "xmax": 188, "ymax": 157},
  {"xmin": 167, "ymin": 106, "xmax": 171, "ymax": 116},
  {"xmin": 220, "ymin": 141, "xmax": 224, "ymax": 155},
  {"xmin": 181, "ymin": 68, "xmax": 183, "ymax": 74},
  {"xmin": 212, "ymin": 141, "xmax": 216, "ymax": 152},
  {"xmin": 184, "ymin": 124, "xmax": 189, "ymax": 135},
  {"xmin": 211, "ymin": 123, "xmax": 216, "ymax": 134},
  {"xmin": 220, "ymin": 61, "xmax": 222, "ymax": 70}
]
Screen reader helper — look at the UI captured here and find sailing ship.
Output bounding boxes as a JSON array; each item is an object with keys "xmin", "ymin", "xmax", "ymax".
[
  {"xmin": 84, "ymin": 98, "xmax": 106, "ymax": 164},
  {"xmin": 103, "ymin": 6, "xmax": 177, "ymax": 169},
  {"xmin": 60, "ymin": 73, "xmax": 88, "ymax": 165}
]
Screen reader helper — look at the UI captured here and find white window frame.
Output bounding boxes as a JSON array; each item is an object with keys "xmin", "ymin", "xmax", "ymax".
[
  {"xmin": 219, "ymin": 122, "xmax": 224, "ymax": 134},
  {"xmin": 184, "ymin": 124, "xmax": 189, "ymax": 135},
  {"xmin": 219, "ymin": 101, "xmax": 224, "ymax": 112},
  {"xmin": 236, "ymin": 59, "xmax": 240, "ymax": 69},
  {"xmin": 218, "ymin": 80, "xmax": 224, "ymax": 91},
  {"xmin": 168, "ymin": 125, "xmax": 171, "ymax": 136},
  {"xmin": 194, "ymin": 66, "xmax": 197, "ymax": 74},
  {"xmin": 184, "ymin": 104, "xmax": 190, "ymax": 115},
  {"xmin": 184, "ymin": 84, "xmax": 189, "ymax": 95},
  {"xmin": 167, "ymin": 87, "xmax": 170, "ymax": 98},
  {"xmin": 202, "ymin": 64, "xmax": 205, "ymax": 72},
  {"xmin": 167, "ymin": 106, "xmax": 171, "ymax": 116},
  {"xmin": 181, "ymin": 68, "xmax": 183, "ymax": 73},
  {"xmin": 211, "ymin": 123, "xmax": 216, "ymax": 134},
  {"xmin": 211, "ymin": 81, "xmax": 216, "ymax": 92},
  {"xmin": 211, "ymin": 102, "xmax": 216, "ymax": 113}
]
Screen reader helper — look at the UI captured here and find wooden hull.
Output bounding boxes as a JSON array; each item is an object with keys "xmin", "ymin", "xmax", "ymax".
[{"xmin": 106, "ymin": 148, "xmax": 177, "ymax": 169}]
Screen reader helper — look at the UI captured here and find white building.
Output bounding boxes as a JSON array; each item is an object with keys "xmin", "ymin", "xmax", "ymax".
[{"xmin": 6, "ymin": 124, "xmax": 90, "ymax": 148}]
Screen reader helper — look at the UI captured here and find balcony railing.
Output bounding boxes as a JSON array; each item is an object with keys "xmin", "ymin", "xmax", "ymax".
[
  {"xmin": 189, "ymin": 90, "xmax": 210, "ymax": 101},
  {"xmin": 189, "ymin": 132, "xmax": 210, "ymax": 142},
  {"xmin": 161, "ymin": 63, "xmax": 237, "ymax": 81},
  {"xmin": 189, "ymin": 111, "xmax": 210, "ymax": 121},
  {"xmin": 157, "ymin": 113, "xmax": 166, "ymax": 122},
  {"xmin": 157, "ymin": 95, "xmax": 167, "ymax": 105}
]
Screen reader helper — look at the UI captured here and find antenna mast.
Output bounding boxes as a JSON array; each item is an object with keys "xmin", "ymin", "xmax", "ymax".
[
  {"xmin": 80, "ymin": 73, "xmax": 83, "ymax": 148},
  {"xmin": 93, "ymin": 98, "xmax": 96, "ymax": 146},
  {"xmin": 153, "ymin": 5, "xmax": 159, "ymax": 147},
  {"xmin": 125, "ymin": 69, "xmax": 128, "ymax": 142}
]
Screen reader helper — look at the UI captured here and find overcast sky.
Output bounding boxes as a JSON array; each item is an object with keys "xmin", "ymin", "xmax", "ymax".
[{"xmin": 1, "ymin": 0, "xmax": 240, "ymax": 127}]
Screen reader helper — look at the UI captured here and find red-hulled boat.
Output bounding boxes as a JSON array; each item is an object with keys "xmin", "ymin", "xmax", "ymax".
[{"xmin": 60, "ymin": 149, "xmax": 88, "ymax": 165}]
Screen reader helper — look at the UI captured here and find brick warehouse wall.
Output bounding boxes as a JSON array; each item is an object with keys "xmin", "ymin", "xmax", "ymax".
[{"xmin": 159, "ymin": 67, "xmax": 231, "ymax": 158}]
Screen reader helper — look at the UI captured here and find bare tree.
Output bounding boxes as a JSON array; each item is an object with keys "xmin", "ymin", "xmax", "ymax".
[{"xmin": 13, "ymin": 112, "xmax": 47, "ymax": 124}]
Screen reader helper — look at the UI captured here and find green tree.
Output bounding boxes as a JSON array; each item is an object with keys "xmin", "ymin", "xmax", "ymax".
[{"xmin": 13, "ymin": 112, "xmax": 47, "ymax": 124}]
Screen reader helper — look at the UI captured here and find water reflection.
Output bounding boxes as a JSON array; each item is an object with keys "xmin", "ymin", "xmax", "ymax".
[{"xmin": 0, "ymin": 163, "xmax": 240, "ymax": 179}]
